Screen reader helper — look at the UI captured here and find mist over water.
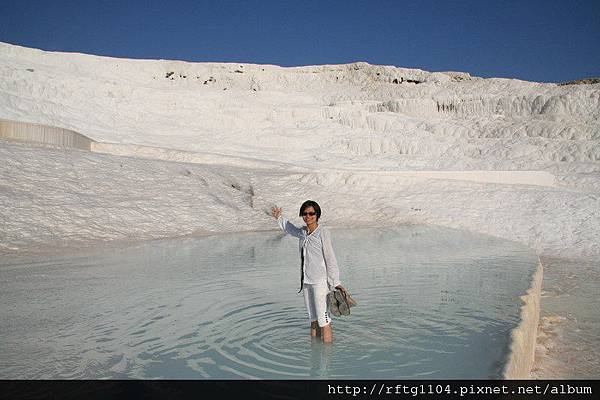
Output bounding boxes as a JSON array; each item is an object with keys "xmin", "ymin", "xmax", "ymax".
[{"xmin": 0, "ymin": 226, "xmax": 538, "ymax": 379}]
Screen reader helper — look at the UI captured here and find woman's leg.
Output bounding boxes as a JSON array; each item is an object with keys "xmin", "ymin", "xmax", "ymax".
[
  {"xmin": 321, "ymin": 324, "xmax": 333, "ymax": 343},
  {"xmin": 303, "ymin": 285, "xmax": 319, "ymax": 337},
  {"xmin": 314, "ymin": 283, "xmax": 333, "ymax": 343},
  {"xmin": 311, "ymin": 321, "xmax": 320, "ymax": 337}
]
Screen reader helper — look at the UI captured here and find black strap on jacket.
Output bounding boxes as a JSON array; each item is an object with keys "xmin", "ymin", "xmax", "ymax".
[{"xmin": 298, "ymin": 249, "xmax": 304, "ymax": 293}]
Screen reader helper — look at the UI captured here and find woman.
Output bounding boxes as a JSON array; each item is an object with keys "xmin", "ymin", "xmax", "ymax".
[{"xmin": 271, "ymin": 200, "xmax": 346, "ymax": 343}]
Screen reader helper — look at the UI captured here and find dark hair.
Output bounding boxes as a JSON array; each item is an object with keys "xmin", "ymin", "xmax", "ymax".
[{"xmin": 299, "ymin": 200, "xmax": 321, "ymax": 220}]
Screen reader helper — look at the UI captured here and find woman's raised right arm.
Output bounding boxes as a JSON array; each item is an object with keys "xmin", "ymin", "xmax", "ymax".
[{"xmin": 271, "ymin": 206, "xmax": 303, "ymax": 238}]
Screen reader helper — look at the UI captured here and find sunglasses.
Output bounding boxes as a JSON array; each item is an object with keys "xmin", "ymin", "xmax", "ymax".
[{"xmin": 302, "ymin": 212, "xmax": 316, "ymax": 216}]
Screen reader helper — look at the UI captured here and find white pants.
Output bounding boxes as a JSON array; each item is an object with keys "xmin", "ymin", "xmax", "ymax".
[{"xmin": 303, "ymin": 282, "xmax": 331, "ymax": 327}]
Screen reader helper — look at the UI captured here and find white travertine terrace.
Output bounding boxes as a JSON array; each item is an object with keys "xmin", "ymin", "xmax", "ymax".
[
  {"xmin": 504, "ymin": 260, "xmax": 543, "ymax": 379},
  {"xmin": 0, "ymin": 118, "xmax": 94, "ymax": 149},
  {"xmin": 1, "ymin": 41, "xmax": 598, "ymax": 378}
]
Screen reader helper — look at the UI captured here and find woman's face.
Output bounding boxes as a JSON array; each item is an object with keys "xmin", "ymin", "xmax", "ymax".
[{"xmin": 302, "ymin": 206, "xmax": 318, "ymax": 225}]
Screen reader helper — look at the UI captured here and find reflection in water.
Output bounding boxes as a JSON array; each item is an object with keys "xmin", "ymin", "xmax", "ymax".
[
  {"xmin": 0, "ymin": 226, "xmax": 538, "ymax": 379},
  {"xmin": 309, "ymin": 339, "xmax": 333, "ymax": 378}
]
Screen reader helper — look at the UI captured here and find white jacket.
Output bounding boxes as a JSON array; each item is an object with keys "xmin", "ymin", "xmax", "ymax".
[{"xmin": 277, "ymin": 216, "xmax": 341, "ymax": 291}]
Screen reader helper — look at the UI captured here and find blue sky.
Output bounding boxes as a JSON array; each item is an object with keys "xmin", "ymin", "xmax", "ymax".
[{"xmin": 1, "ymin": 0, "xmax": 599, "ymax": 83}]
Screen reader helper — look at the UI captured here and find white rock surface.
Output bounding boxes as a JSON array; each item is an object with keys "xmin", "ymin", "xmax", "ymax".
[{"xmin": 1, "ymin": 41, "xmax": 599, "ymax": 378}]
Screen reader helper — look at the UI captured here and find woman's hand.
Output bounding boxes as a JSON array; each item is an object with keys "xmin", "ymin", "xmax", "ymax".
[
  {"xmin": 336, "ymin": 284, "xmax": 356, "ymax": 306},
  {"xmin": 271, "ymin": 206, "xmax": 283, "ymax": 219}
]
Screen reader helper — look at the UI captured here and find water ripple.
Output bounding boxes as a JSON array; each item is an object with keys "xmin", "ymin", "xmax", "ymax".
[{"xmin": 0, "ymin": 227, "xmax": 538, "ymax": 379}]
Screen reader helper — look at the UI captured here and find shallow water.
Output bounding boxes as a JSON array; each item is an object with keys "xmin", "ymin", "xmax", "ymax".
[{"xmin": 0, "ymin": 226, "xmax": 538, "ymax": 379}]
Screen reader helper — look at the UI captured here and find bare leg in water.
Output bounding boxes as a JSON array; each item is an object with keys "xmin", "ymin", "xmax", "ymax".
[
  {"xmin": 311, "ymin": 321, "xmax": 321, "ymax": 337},
  {"xmin": 322, "ymin": 324, "xmax": 333, "ymax": 343},
  {"xmin": 311, "ymin": 321, "xmax": 333, "ymax": 343}
]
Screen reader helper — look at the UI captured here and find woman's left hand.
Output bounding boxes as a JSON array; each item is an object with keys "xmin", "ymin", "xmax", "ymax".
[{"xmin": 335, "ymin": 285, "xmax": 346, "ymax": 293}]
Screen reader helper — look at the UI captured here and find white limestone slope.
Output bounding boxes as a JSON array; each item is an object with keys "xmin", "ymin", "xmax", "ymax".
[{"xmin": 1, "ymin": 41, "xmax": 599, "ymax": 378}]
